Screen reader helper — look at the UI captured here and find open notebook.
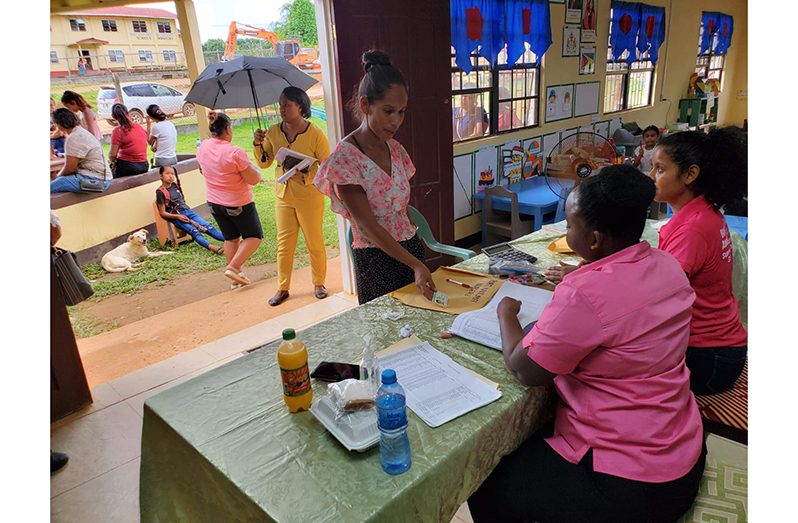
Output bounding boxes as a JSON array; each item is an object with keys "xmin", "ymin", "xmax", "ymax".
[
  {"xmin": 449, "ymin": 281, "xmax": 554, "ymax": 350},
  {"xmin": 275, "ymin": 147, "xmax": 319, "ymax": 184}
]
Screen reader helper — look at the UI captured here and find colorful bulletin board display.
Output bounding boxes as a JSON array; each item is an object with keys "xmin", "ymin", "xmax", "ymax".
[
  {"xmin": 579, "ymin": 45, "xmax": 596, "ymax": 75},
  {"xmin": 565, "ymin": 0, "xmax": 583, "ymax": 24},
  {"xmin": 581, "ymin": 0, "xmax": 597, "ymax": 42},
  {"xmin": 574, "ymin": 82, "xmax": 600, "ymax": 117},
  {"xmin": 453, "ymin": 153, "xmax": 474, "ymax": 220},
  {"xmin": 545, "ymin": 84, "xmax": 574, "ymax": 123},
  {"xmin": 522, "ymin": 137, "xmax": 545, "ymax": 179},
  {"xmin": 563, "ymin": 26, "xmax": 580, "ymax": 56},
  {"xmin": 500, "ymin": 141, "xmax": 525, "ymax": 185}
]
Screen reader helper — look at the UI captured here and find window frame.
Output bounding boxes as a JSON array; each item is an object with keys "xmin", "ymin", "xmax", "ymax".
[
  {"xmin": 604, "ymin": 12, "xmax": 656, "ymax": 114},
  {"xmin": 695, "ymin": 23, "xmax": 726, "ymax": 87},
  {"xmin": 50, "ymin": 51, "xmax": 59, "ymax": 63},
  {"xmin": 157, "ymin": 21, "xmax": 172, "ymax": 34},
  {"xmin": 162, "ymin": 49, "xmax": 177, "ymax": 62},
  {"xmin": 101, "ymin": 19, "xmax": 118, "ymax": 32},
  {"xmin": 138, "ymin": 50, "xmax": 153, "ymax": 63},
  {"xmin": 132, "ymin": 20, "xmax": 148, "ymax": 33},
  {"xmin": 450, "ymin": 45, "xmax": 541, "ymax": 144},
  {"xmin": 108, "ymin": 49, "xmax": 124, "ymax": 63},
  {"xmin": 69, "ymin": 18, "xmax": 86, "ymax": 32}
]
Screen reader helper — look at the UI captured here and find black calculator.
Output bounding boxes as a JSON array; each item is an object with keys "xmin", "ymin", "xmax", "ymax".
[{"xmin": 482, "ymin": 242, "xmax": 538, "ymax": 264}]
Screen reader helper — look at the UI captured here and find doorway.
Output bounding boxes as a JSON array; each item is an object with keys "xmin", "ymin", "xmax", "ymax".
[{"xmin": 79, "ymin": 50, "xmax": 93, "ymax": 70}]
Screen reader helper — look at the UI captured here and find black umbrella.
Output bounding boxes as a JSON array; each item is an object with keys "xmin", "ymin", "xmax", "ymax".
[{"xmin": 185, "ymin": 56, "xmax": 318, "ymax": 130}]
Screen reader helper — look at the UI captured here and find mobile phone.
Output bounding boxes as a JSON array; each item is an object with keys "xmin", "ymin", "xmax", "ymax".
[{"xmin": 310, "ymin": 361, "xmax": 361, "ymax": 383}]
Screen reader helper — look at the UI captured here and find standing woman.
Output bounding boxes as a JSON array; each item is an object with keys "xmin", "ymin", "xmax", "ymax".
[
  {"xmin": 253, "ymin": 87, "xmax": 331, "ymax": 306},
  {"xmin": 61, "ymin": 90, "xmax": 102, "ymax": 141},
  {"xmin": 196, "ymin": 113, "xmax": 263, "ymax": 287},
  {"xmin": 146, "ymin": 104, "xmax": 178, "ymax": 167},
  {"xmin": 650, "ymin": 127, "xmax": 748, "ymax": 394},
  {"xmin": 315, "ymin": 50, "xmax": 436, "ymax": 304},
  {"xmin": 109, "ymin": 104, "xmax": 150, "ymax": 177}
]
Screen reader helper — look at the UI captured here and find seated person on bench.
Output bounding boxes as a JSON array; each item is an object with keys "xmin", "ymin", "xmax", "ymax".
[{"xmin": 155, "ymin": 166, "xmax": 224, "ymax": 253}]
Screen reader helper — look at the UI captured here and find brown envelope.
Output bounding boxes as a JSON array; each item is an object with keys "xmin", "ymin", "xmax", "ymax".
[{"xmin": 389, "ymin": 267, "xmax": 503, "ymax": 315}]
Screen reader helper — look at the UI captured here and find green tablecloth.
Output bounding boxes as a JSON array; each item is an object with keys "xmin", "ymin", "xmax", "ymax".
[{"xmin": 139, "ymin": 221, "xmax": 747, "ymax": 522}]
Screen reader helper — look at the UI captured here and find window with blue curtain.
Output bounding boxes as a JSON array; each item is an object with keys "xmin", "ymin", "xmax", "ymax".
[
  {"xmin": 450, "ymin": 0, "xmax": 552, "ymax": 142},
  {"xmin": 695, "ymin": 12, "xmax": 733, "ymax": 88},
  {"xmin": 605, "ymin": 1, "xmax": 666, "ymax": 113}
]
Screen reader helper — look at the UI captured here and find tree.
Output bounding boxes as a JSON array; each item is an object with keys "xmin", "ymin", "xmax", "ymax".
[
  {"xmin": 202, "ymin": 38, "xmax": 225, "ymax": 53},
  {"xmin": 274, "ymin": 0, "xmax": 318, "ymax": 46}
]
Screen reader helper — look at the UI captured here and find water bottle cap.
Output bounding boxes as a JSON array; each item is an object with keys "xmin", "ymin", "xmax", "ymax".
[
  {"xmin": 381, "ymin": 369, "xmax": 397, "ymax": 384},
  {"xmin": 282, "ymin": 328, "xmax": 296, "ymax": 340}
]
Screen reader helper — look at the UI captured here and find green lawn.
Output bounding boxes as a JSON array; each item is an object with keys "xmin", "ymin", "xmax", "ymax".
[{"xmin": 84, "ymin": 118, "xmax": 338, "ymax": 299}]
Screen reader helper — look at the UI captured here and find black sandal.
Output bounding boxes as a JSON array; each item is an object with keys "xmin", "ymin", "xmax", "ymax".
[
  {"xmin": 268, "ymin": 291, "xmax": 289, "ymax": 306},
  {"xmin": 314, "ymin": 286, "xmax": 328, "ymax": 299}
]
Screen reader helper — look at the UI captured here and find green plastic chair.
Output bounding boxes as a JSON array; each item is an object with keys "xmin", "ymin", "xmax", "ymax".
[{"xmin": 346, "ymin": 205, "xmax": 477, "ymax": 262}]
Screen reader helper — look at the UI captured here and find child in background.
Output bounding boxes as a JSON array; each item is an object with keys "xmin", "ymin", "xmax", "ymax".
[
  {"xmin": 155, "ymin": 166, "xmax": 225, "ymax": 254},
  {"xmin": 632, "ymin": 125, "xmax": 660, "ymax": 174}
]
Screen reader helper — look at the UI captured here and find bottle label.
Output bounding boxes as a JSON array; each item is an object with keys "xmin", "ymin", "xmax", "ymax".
[
  {"xmin": 280, "ymin": 364, "xmax": 311, "ymax": 397},
  {"xmin": 378, "ymin": 407, "xmax": 407, "ymax": 431}
]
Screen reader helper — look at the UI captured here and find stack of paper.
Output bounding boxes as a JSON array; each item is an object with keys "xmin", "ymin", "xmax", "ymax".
[
  {"xmin": 449, "ymin": 281, "xmax": 554, "ymax": 350},
  {"xmin": 376, "ymin": 341, "xmax": 502, "ymax": 428},
  {"xmin": 275, "ymin": 147, "xmax": 318, "ymax": 184}
]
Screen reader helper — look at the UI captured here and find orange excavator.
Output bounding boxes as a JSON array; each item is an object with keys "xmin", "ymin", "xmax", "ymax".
[{"xmin": 223, "ymin": 21, "xmax": 319, "ymax": 69}]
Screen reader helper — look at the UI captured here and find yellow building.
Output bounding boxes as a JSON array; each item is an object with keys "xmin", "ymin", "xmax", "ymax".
[{"xmin": 50, "ymin": 6, "xmax": 186, "ymax": 77}]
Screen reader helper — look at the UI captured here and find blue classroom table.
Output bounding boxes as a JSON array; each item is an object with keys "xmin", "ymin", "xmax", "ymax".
[{"xmin": 473, "ymin": 176, "xmax": 568, "ymax": 232}]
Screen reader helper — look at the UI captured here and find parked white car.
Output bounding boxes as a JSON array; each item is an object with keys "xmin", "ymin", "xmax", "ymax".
[{"xmin": 97, "ymin": 82, "xmax": 195, "ymax": 125}]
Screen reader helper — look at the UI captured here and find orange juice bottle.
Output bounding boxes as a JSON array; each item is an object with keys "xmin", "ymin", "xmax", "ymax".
[{"xmin": 277, "ymin": 328, "xmax": 313, "ymax": 412}]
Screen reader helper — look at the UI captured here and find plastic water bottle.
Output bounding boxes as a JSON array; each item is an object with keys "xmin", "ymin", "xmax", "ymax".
[{"xmin": 376, "ymin": 369, "xmax": 411, "ymax": 474}]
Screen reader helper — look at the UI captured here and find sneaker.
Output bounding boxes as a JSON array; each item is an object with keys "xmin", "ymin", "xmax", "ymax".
[
  {"xmin": 51, "ymin": 451, "xmax": 69, "ymax": 474},
  {"xmin": 224, "ymin": 269, "xmax": 251, "ymax": 286}
]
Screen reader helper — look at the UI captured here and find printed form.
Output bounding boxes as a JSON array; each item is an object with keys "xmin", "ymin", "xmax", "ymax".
[{"xmin": 377, "ymin": 341, "xmax": 502, "ymax": 428}]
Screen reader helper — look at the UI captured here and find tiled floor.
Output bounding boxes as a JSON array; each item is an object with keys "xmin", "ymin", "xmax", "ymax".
[{"xmin": 51, "ymin": 290, "xmax": 744, "ymax": 523}]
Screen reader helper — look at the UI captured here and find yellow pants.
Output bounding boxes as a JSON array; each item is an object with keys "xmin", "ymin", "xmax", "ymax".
[{"xmin": 275, "ymin": 193, "xmax": 326, "ymax": 291}]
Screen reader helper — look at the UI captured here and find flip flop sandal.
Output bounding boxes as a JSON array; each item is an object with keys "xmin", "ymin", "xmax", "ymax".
[
  {"xmin": 224, "ymin": 269, "xmax": 251, "ymax": 286},
  {"xmin": 268, "ymin": 291, "xmax": 289, "ymax": 306},
  {"xmin": 210, "ymin": 245, "xmax": 224, "ymax": 254},
  {"xmin": 314, "ymin": 287, "xmax": 329, "ymax": 299}
]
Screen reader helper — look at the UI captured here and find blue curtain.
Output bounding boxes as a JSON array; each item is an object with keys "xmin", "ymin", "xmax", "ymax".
[
  {"xmin": 610, "ymin": 1, "xmax": 641, "ymax": 65},
  {"xmin": 715, "ymin": 13, "xmax": 734, "ymax": 55},
  {"xmin": 451, "ymin": 0, "xmax": 552, "ymax": 73},
  {"xmin": 699, "ymin": 12, "xmax": 722, "ymax": 55},
  {"xmin": 637, "ymin": 4, "xmax": 665, "ymax": 64}
]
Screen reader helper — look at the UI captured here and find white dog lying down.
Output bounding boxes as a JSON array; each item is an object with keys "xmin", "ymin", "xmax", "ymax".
[{"xmin": 101, "ymin": 229, "xmax": 172, "ymax": 273}]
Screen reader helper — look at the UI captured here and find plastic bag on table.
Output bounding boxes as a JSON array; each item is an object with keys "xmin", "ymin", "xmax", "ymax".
[
  {"xmin": 327, "ymin": 378, "xmax": 376, "ymax": 421},
  {"xmin": 488, "ymin": 258, "xmax": 544, "ymax": 281}
]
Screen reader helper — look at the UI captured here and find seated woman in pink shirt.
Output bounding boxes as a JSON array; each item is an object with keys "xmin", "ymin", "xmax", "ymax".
[
  {"xmin": 196, "ymin": 113, "xmax": 263, "ymax": 287},
  {"xmin": 469, "ymin": 166, "xmax": 705, "ymax": 523},
  {"xmin": 651, "ymin": 128, "xmax": 747, "ymax": 394}
]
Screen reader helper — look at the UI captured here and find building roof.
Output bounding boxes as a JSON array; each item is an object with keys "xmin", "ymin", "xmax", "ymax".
[
  {"xmin": 61, "ymin": 6, "xmax": 177, "ymax": 20},
  {"xmin": 68, "ymin": 37, "xmax": 110, "ymax": 47}
]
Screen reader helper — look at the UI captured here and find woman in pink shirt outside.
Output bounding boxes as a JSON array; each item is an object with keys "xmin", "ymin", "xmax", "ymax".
[
  {"xmin": 651, "ymin": 128, "xmax": 747, "ymax": 394},
  {"xmin": 469, "ymin": 166, "xmax": 705, "ymax": 523},
  {"xmin": 196, "ymin": 113, "xmax": 263, "ymax": 287}
]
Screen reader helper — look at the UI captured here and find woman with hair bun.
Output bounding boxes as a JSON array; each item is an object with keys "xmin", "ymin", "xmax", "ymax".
[
  {"xmin": 253, "ymin": 86, "xmax": 331, "ymax": 306},
  {"xmin": 469, "ymin": 165, "xmax": 704, "ymax": 523},
  {"xmin": 651, "ymin": 127, "xmax": 748, "ymax": 394},
  {"xmin": 61, "ymin": 90, "xmax": 102, "ymax": 141},
  {"xmin": 315, "ymin": 50, "xmax": 436, "ymax": 304},
  {"xmin": 146, "ymin": 104, "xmax": 178, "ymax": 167},
  {"xmin": 109, "ymin": 103, "xmax": 149, "ymax": 177}
]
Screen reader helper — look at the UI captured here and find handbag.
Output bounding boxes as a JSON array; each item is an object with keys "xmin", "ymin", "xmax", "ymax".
[
  {"xmin": 79, "ymin": 177, "xmax": 105, "ymax": 192},
  {"xmin": 51, "ymin": 246, "xmax": 94, "ymax": 305}
]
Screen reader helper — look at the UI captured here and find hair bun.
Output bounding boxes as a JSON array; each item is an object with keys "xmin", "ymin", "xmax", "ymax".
[{"xmin": 362, "ymin": 50, "xmax": 391, "ymax": 72}]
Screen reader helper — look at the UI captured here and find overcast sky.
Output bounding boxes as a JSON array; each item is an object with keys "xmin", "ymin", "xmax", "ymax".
[{"xmin": 142, "ymin": 0, "xmax": 294, "ymax": 42}]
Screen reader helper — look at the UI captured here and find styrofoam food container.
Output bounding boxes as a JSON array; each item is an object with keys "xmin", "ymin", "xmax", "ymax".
[{"xmin": 310, "ymin": 395, "xmax": 379, "ymax": 452}]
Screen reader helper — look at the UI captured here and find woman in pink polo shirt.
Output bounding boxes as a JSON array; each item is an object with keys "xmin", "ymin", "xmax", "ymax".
[
  {"xmin": 651, "ymin": 128, "xmax": 747, "ymax": 394},
  {"xmin": 469, "ymin": 166, "xmax": 704, "ymax": 523},
  {"xmin": 197, "ymin": 113, "xmax": 263, "ymax": 287}
]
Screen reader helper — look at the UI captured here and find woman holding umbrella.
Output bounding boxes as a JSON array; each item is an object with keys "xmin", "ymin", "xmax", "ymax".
[
  {"xmin": 197, "ymin": 113, "xmax": 263, "ymax": 287},
  {"xmin": 253, "ymin": 87, "xmax": 331, "ymax": 306}
]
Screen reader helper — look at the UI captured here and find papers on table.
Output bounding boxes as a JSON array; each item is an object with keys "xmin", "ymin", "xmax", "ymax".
[
  {"xmin": 376, "ymin": 341, "xmax": 502, "ymax": 428},
  {"xmin": 449, "ymin": 281, "xmax": 554, "ymax": 351},
  {"xmin": 275, "ymin": 147, "xmax": 318, "ymax": 184}
]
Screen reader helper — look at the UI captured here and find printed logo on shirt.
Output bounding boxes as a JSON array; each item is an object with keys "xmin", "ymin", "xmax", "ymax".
[{"xmin": 720, "ymin": 227, "xmax": 732, "ymax": 262}]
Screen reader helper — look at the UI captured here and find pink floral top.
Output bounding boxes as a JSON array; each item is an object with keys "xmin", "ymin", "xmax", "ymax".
[{"xmin": 315, "ymin": 139, "xmax": 416, "ymax": 249}]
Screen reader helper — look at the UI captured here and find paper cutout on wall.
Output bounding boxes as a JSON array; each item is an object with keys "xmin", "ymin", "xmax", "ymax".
[
  {"xmin": 522, "ymin": 138, "xmax": 544, "ymax": 179},
  {"xmin": 453, "ymin": 154, "xmax": 474, "ymax": 220},
  {"xmin": 475, "ymin": 146, "xmax": 498, "ymax": 195},
  {"xmin": 501, "ymin": 141, "xmax": 525, "ymax": 184}
]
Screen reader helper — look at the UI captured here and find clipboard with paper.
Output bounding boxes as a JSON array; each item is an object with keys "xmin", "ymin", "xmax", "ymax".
[{"xmin": 275, "ymin": 147, "xmax": 318, "ymax": 184}]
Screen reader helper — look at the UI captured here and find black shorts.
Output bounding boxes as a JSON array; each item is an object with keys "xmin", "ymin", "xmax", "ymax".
[{"xmin": 208, "ymin": 201, "xmax": 263, "ymax": 241}]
